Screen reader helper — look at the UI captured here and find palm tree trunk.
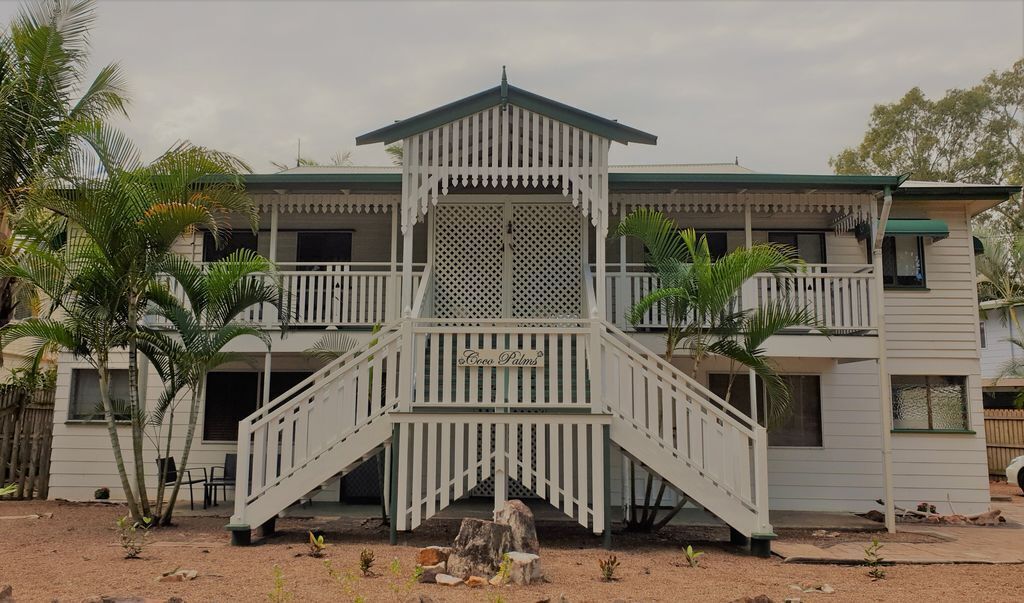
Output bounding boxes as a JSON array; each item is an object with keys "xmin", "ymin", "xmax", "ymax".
[
  {"xmin": 97, "ymin": 362, "xmax": 143, "ymax": 521},
  {"xmin": 127, "ymin": 311, "xmax": 151, "ymax": 517},
  {"xmin": 161, "ymin": 376, "xmax": 204, "ymax": 526}
]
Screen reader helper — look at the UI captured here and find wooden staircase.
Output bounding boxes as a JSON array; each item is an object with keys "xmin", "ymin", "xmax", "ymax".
[{"xmin": 228, "ymin": 318, "xmax": 771, "ymax": 544}]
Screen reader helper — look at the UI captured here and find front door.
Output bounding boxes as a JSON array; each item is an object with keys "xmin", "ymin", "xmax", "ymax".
[{"xmin": 432, "ymin": 198, "xmax": 582, "ymax": 319}]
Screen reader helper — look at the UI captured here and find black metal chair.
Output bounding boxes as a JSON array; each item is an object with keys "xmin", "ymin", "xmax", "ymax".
[
  {"xmin": 206, "ymin": 453, "xmax": 237, "ymax": 507},
  {"xmin": 156, "ymin": 457, "xmax": 207, "ymax": 510}
]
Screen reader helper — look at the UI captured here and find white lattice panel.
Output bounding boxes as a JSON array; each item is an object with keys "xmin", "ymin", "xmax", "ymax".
[
  {"xmin": 512, "ymin": 203, "xmax": 582, "ymax": 318},
  {"xmin": 433, "ymin": 203, "xmax": 505, "ymax": 319}
]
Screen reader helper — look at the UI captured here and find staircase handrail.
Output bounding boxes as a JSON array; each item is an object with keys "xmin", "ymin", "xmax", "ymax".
[
  {"xmin": 239, "ymin": 322, "xmax": 403, "ymax": 430},
  {"xmin": 411, "ymin": 263, "xmax": 433, "ymax": 318},
  {"xmin": 599, "ymin": 320, "xmax": 758, "ymax": 433}
]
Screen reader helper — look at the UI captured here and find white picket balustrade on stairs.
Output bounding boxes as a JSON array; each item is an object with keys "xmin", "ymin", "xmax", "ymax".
[
  {"xmin": 229, "ymin": 322, "xmax": 404, "ymax": 530},
  {"xmin": 229, "ymin": 317, "xmax": 770, "ymax": 541}
]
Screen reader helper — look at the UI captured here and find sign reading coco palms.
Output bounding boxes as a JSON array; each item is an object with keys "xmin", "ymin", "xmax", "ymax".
[{"xmin": 457, "ymin": 348, "xmax": 545, "ymax": 368}]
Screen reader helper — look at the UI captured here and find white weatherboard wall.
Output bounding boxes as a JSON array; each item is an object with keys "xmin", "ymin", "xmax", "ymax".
[
  {"xmin": 884, "ymin": 204, "xmax": 990, "ymax": 515},
  {"xmin": 980, "ymin": 306, "xmax": 1020, "ymax": 381}
]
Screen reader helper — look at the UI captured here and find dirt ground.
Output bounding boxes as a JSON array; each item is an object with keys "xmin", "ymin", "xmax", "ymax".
[{"xmin": 2, "ymin": 492, "xmax": 1024, "ymax": 603}]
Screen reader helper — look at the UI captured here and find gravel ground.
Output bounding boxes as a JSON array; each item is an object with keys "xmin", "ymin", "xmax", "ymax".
[{"xmin": 1, "ymin": 499, "xmax": 1024, "ymax": 603}]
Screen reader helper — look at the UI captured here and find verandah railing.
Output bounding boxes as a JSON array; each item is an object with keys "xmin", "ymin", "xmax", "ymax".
[
  {"xmin": 157, "ymin": 262, "xmax": 425, "ymax": 328},
  {"xmin": 601, "ymin": 263, "xmax": 876, "ymax": 333}
]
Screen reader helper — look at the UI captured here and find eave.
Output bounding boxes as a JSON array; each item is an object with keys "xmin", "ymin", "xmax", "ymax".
[{"xmin": 355, "ymin": 84, "xmax": 657, "ymax": 146}]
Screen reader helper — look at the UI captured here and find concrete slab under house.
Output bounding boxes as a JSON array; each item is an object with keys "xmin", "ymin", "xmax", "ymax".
[{"xmin": 45, "ymin": 72, "xmax": 1021, "ymax": 556}]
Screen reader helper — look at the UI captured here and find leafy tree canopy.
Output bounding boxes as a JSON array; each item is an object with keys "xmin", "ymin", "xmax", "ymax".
[{"xmin": 831, "ymin": 59, "xmax": 1022, "ymax": 230}]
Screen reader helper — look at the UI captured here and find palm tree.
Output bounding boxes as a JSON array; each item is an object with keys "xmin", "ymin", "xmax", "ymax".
[
  {"xmin": 976, "ymin": 225, "xmax": 1024, "ymax": 333},
  {"xmin": 615, "ymin": 208, "xmax": 825, "ymax": 530},
  {"xmin": 0, "ymin": 0, "xmax": 128, "ymax": 327},
  {"xmin": 142, "ymin": 249, "xmax": 284, "ymax": 525},
  {"xmin": 0, "ymin": 123, "xmax": 253, "ymax": 521}
]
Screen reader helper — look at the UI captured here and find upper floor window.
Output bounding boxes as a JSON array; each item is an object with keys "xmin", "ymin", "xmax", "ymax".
[
  {"xmin": 69, "ymin": 369, "xmax": 130, "ymax": 421},
  {"xmin": 202, "ymin": 229, "xmax": 258, "ymax": 263},
  {"xmin": 882, "ymin": 235, "xmax": 926, "ymax": 288},
  {"xmin": 694, "ymin": 231, "xmax": 727, "ymax": 260},
  {"xmin": 891, "ymin": 375, "xmax": 969, "ymax": 431},
  {"xmin": 708, "ymin": 373, "xmax": 823, "ymax": 447},
  {"xmin": 296, "ymin": 230, "xmax": 353, "ymax": 270},
  {"xmin": 768, "ymin": 232, "xmax": 825, "ymax": 264}
]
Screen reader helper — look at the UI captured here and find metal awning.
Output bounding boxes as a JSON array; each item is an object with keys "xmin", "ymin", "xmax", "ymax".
[{"xmin": 884, "ymin": 219, "xmax": 949, "ymax": 240}]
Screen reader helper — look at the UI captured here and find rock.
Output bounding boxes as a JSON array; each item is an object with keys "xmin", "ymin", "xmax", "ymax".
[
  {"xmin": 446, "ymin": 518, "xmax": 511, "ymax": 579},
  {"xmin": 403, "ymin": 596, "xmax": 435, "ymax": 603},
  {"xmin": 418, "ymin": 562, "xmax": 446, "ymax": 584},
  {"xmin": 465, "ymin": 576, "xmax": 488, "ymax": 587},
  {"xmin": 0, "ymin": 585, "xmax": 11, "ymax": 602},
  {"xmin": 860, "ymin": 510, "xmax": 885, "ymax": 523},
  {"xmin": 434, "ymin": 574, "xmax": 463, "ymax": 586},
  {"xmin": 505, "ymin": 551, "xmax": 542, "ymax": 585},
  {"xmin": 967, "ymin": 509, "xmax": 1002, "ymax": 525},
  {"xmin": 729, "ymin": 597, "xmax": 774, "ymax": 603},
  {"xmin": 494, "ymin": 500, "xmax": 540, "ymax": 554},
  {"xmin": 157, "ymin": 569, "xmax": 197, "ymax": 583},
  {"xmin": 416, "ymin": 545, "xmax": 452, "ymax": 568}
]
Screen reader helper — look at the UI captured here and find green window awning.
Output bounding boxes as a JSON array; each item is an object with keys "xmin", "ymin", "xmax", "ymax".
[{"xmin": 884, "ymin": 219, "xmax": 949, "ymax": 240}]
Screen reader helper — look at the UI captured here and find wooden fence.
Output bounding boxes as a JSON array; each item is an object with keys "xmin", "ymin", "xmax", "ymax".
[
  {"xmin": 984, "ymin": 408, "xmax": 1024, "ymax": 477},
  {"xmin": 0, "ymin": 386, "xmax": 56, "ymax": 499}
]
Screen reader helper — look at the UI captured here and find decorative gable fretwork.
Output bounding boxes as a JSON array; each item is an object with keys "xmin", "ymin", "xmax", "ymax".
[
  {"xmin": 401, "ymin": 105, "xmax": 610, "ymax": 232},
  {"xmin": 613, "ymin": 192, "xmax": 872, "ymax": 233},
  {"xmin": 253, "ymin": 193, "xmax": 399, "ymax": 214}
]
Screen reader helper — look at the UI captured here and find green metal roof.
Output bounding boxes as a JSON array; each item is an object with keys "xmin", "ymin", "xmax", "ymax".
[
  {"xmin": 607, "ymin": 172, "xmax": 905, "ymax": 189},
  {"xmin": 355, "ymin": 73, "xmax": 657, "ymax": 146},
  {"xmin": 884, "ymin": 219, "xmax": 949, "ymax": 239}
]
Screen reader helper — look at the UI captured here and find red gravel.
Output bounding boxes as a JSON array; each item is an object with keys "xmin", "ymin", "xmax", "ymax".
[{"xmin": 1, "ymin": 499, "xmax": 1023, "ymax": 602}]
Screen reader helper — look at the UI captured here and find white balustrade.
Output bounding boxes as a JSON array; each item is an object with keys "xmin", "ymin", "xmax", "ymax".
[{"xmin": 602, "ymin": 263, "xmax": 876, "ymax": 333}]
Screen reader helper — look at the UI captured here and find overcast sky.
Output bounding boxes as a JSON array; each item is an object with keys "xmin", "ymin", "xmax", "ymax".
[{"xmin": 3, "ymin": 0, "xmax": 1023, "ymax": 174}]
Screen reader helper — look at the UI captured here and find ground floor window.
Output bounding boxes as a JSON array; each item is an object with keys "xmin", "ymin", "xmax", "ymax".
[
  {"xmin": 202, "ymin": 370, "xmax": 313, "ymax": 441},
  {"xmin": 708, "ymin": 373, "xmax": 823, "ymax": 447},
  {"xmin": 891, "ymin": 375, "xmax": 969, "ymax": 431},
  {"xmin": 69, "ymin": 369, "xmax": 131, "ymax": 421}
]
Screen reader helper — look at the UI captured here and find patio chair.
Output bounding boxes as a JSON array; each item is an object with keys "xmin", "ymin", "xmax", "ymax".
[
  {"xmin": 206, "ymin": 453, "xmax": 236, "ymax": 507},
  {"xmin": 156, "ymin": 457, "xmax": 207, "ymax": 510}
]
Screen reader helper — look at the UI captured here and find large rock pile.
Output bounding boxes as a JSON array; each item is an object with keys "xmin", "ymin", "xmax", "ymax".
[{"xmin": 419, "ymin": 499, "xmax": 544, "ymax": 587}]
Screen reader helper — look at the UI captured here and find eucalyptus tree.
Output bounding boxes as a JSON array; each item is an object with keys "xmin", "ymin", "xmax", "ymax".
[
  {"xmin": 615, "ymin": 208, "xmax": 824, "ymax": 530},
  {"xmin": 0, "ymin": 0, "xmax": 128, "ymax": 326},
  {"xmin": 0, "ymin": 123, "xmax": 253, "ymax": 521},
  {"xmin": 143, "ymin": 249, "xmax": 283, "ymax": 525}
]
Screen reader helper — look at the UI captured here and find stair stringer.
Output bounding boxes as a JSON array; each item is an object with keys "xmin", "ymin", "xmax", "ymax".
[
  {"xmin": 233, "ymin": 412, "xmax": 393, "ymax": 530},
  {"xmin": 610, "ymin": 418, "xmax": 758, "ymax": 536}
]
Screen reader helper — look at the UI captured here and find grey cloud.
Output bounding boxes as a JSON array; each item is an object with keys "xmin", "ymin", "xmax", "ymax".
[{"xmin": 1, "ymin": 0, "xmax": 1020, "ymax": 173}]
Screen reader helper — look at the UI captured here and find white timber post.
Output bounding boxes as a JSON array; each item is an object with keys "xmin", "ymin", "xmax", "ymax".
[
  {"xmin": 753, "ymin": 425, "xmax": 771, "ymax": 534},
  {"xmin": 266, "ymin": 196, "xmax": 281, "ymax": 329},
  {"xmin": 401, "ymin": 216, "xmax": 415, "ymax": 317},
  {"xmin": 389, "ymin": 202, "xmax": 399, "ymax": 322},
  {"xmin": 872, "ymin": 186, "xmax": 897, "ymax": 534},
  {"xmin": 616, "ymin": 222, "xmax": 628, "ymax": 326},
  {"xmin": 595, "ymin": 215, "xmax": 607, "ymax": 320},
  {"xmin": 744, "ymin": 202, "xmax": 759, "ymax": 425},
  {"xmin": 262, "ymin": 351, "xmax": 272, "ymax": 408},
  {"xmin": 493, "ymin": 420, "xmax": 507, "ymax": 515}
]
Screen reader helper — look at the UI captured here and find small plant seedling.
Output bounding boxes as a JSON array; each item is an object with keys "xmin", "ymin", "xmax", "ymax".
[
  {"xmin": 683, "ymin": 544, "xmax": 705, "ymax": 568},
  {"xmin": 863, "ymin": 538, "xmax": 886, "ymax": 580},
  {"xmin": 598, "ymin": 554, "xmax": 620, "ymax": 581},
  {"xmin": 494, "ymin": 552, "xmax": 513, "ymax": 585},
  {"xmin": 324, "ymin": 559, "xmax": 366, "ymax": 602},
  {"xmin": 359, "ymin": 548, "xmax": 375, "ymax": 576},
  {"xmin": 308, "ymin": 530, "xmax": 327, "ymax": 557},
  {"xmin": 269, "ymin": 565, "xmax": 292, "ymax": 602},
  {"xmin": 116, "ymin": 515, "xmax": 152, "ymax": 559},
  {"xmin": 387, "ymin": 558, "xmax": 422, "ymax": 599}
]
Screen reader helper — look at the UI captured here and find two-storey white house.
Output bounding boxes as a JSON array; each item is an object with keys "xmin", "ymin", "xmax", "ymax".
[{"xmin": 45, "ymin": 77, "xmax": 1019, "ymax": 554}]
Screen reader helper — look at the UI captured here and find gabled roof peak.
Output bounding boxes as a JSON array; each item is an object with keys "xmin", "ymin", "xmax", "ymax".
[{"xmin": 356, "ymin": 74, "xmax": 657, "ymax": 147}]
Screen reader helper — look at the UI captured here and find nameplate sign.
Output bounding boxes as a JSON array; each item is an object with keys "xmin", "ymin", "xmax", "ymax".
[{"xmin": 457, "ymin": 348, "xmax": 545, "ymax": 368}]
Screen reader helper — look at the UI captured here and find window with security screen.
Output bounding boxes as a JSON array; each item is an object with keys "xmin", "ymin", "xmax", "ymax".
[{"xmin": 891, "ymin": 375, "xmax": 969, "ymax": 431}]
